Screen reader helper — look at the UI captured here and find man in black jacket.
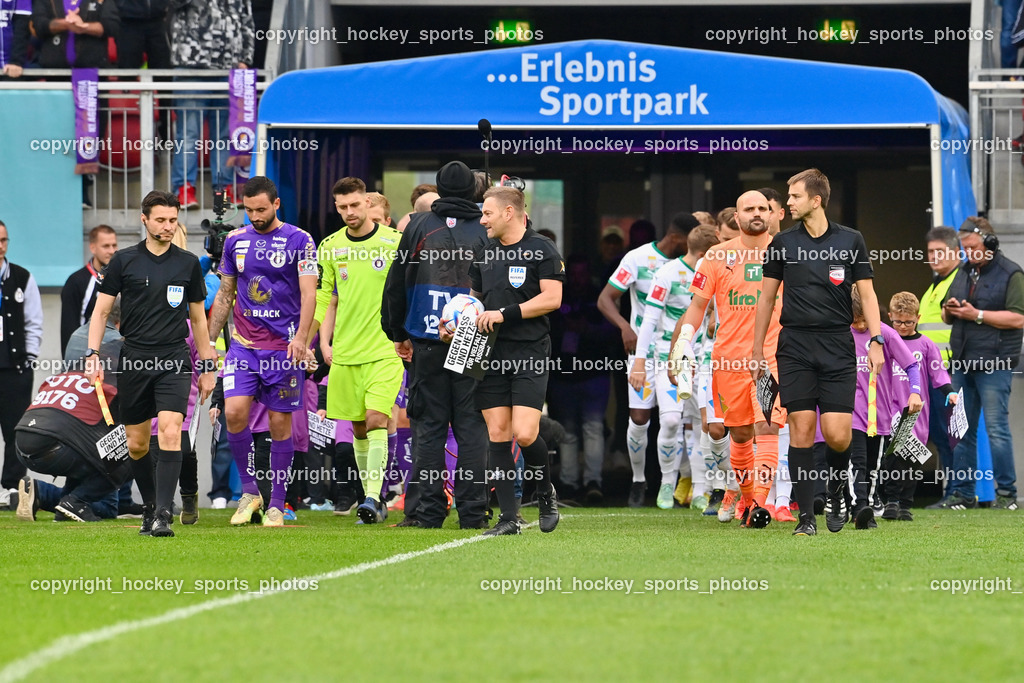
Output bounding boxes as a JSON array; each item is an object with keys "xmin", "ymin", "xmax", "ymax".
[
  {"xmin": 938, "ymin": 218, "xmax": 1024, "ymax": 510},
  {"xmin": 31, "ymin": 0, "xmax": 120, "ymax": 68},
  {"xmin": 382, "ymin": 161, "xmax": 490, "ymax": 529},
  {"xmin": 61, "ymin": 224, "xmax": 117, "ymax": 355},
  {"xmin": 0, "ymin": 219, "xmax": 43, "ymax": 491},
  {"xmin": 113, "ymin": 0, "xmax": 168, "ymax": 69}
]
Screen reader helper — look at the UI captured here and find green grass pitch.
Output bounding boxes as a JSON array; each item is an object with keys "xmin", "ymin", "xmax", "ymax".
[{"xmin": 1, "ymin": 507, "xmax": 1022, "ymax": 681}]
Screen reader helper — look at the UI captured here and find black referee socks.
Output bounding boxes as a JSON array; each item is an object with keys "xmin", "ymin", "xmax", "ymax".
[
  {"xmin": 130, "ymin": 452, "xmax": 156, "ymax": 507},
  {"xmin": 153, "ymin": 447, "xmax": 183, "ymax": 513},
  {"xmin": 825, "ymin": 445, "xmax": 852, "ymax": 496},
  {"xmin": 787, "ymin": 446, "xmax": 816, "ymax": 519},
  {"xmin": 488, "ymin": 440, "xmax": 518, "ymax": 522},
  {"xmin": 519, "ymin": 436, "xmax": 552, "ymax": 492}
]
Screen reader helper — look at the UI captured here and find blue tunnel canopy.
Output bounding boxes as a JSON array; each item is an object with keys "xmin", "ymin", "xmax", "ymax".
[{"xmin": 258, "ymin": 39, "xmax": 975, "ymax": 223}]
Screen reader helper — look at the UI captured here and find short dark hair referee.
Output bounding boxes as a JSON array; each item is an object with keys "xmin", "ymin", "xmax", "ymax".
[
  {"xmin": 752, "ymin": 169, "xmax": 886, "ymax": 536},
  {"xmin": 85, "ymin": 190, "xmax": 218, "ymax": 537}
]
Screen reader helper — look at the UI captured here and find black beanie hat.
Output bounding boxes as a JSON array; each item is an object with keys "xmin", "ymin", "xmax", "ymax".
[{"xmin": 436, "ymin": 161, "xmax": 477, "ymax": 200}]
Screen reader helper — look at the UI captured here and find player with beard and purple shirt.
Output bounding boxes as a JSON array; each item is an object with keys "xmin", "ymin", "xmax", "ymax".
[{"xmin": 208, "ymin": 176, "xmax": 318, "ymax": 528}]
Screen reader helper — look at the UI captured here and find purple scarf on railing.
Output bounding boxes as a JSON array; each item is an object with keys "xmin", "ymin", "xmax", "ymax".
[
  {"xmin": 64, "ymin": 0, "xmax": 81, "ymax": 66},
  {"xmin": 227, "ymin": 68, "xmax": 257, "ymax": 168},
  {"xmin": 72, "ymin": 67, "xmax": 100, "ymax": 174}
]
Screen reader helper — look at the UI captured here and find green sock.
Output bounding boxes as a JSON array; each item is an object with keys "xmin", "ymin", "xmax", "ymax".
[
  {"xmin": 365, "ymin": 429, "xmax": 388, "ymax": 502},
  {"xmin": 353, "ymin": 437, "xmax": 369, "ymax": 499}
]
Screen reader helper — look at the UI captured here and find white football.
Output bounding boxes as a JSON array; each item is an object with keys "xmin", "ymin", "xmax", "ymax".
[{"xmin": 440, "ymin": 294, "xmax": 485, "ymax": 333}]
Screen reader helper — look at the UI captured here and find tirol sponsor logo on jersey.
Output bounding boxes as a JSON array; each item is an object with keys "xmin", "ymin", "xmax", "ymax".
[
  {"xmin": 508, "ymin": 266, "xmax": 527, "ymax": 288},
  {"xmin": 829, "ymin": 265, "xmax": 845, "ymax": 285},
  {"xmin": 166, "ymin": 285, "xmax": 184, "ymax": 308},
  {"xmin": 726, "ymin": 288, "xmax": 759, "ymax": 306}
]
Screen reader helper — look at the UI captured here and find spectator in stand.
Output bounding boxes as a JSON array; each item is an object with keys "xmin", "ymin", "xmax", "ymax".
[
  {"xmin": 32, "ymin": 0, "xmax": 120, "ymax": 207},
  {"xmin": 61, "ymin": 224, "xmax": 117, "ymax": 355},
  {"xmin": 168, "ymin": 0, "xmax": 254, "ymax": 209},
  {"xmin": 1002, "ymin": 0, "xmax": 1023, "ymax": 69},
  {"xmin": 0, "ymin": 0, "xmax": 31, "ymax": 78},
  {"xmin": 32, "ymin": 0, "xmax": 120, "ymax": 68},
  {"xmin": 114, "ymin": 0, "xmax": 169, "ymax": 69},
  {"xmin": 251, "ymin": 0, "xmax": 271, "ymax": 69}
]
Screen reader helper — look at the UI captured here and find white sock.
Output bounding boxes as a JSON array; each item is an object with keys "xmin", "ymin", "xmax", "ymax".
[
  {"xmin": 657, "ymin": 412, "xmax": 682, "ymax": 488},
  {"xmin": 710, "ymin": 434, "xmax": 731, "ymax": 490},
  {"xmin": 776, "ymin": 451, "xmax": 792, "ymax": 508},
  {"xmin": 626, "ymin": 419, "xmax": 649, "ymax": 483},
  {"xmin": 688, "ymin": 430, "xmax": 707, "ymax": 498}
]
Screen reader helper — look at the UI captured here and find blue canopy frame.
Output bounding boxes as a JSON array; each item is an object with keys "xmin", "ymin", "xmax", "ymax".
[{"xmin": 257, "ymin": 38, "xmax": 976, "ymax": 227}]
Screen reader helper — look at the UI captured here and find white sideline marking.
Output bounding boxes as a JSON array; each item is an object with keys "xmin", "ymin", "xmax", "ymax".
[{"xmin": 0, "ymin": 535, "xmax": 489, "ymax": 682}]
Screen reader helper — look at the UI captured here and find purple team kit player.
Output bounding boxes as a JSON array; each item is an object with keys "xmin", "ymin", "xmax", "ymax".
[{"xmin": 209, "ymin": 177, "xmax": 318, "ymax": 527}]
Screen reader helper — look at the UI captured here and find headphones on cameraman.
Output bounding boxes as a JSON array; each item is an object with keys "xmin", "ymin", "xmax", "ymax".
[{"xmin": 960, "ymin": 219, "xmax": 1000, "ymax": 252}]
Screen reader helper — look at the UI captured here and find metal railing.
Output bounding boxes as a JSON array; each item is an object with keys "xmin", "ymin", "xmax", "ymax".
[
  {"xmin": 2, "ymin": 69, "xmax": 273, "ymax": 234},
  {"xmin": 968, "ymin": 71, "xmax": 1024, "ymax": 225},
  {"xmin": 967, "ymin": 0, "xmax": 1024, "ymax": 228}
]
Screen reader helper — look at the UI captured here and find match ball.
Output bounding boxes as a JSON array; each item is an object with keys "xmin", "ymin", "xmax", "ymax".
[{"xmin": 440, "ymin": 294, "xmax": 485, "ymax": 334}]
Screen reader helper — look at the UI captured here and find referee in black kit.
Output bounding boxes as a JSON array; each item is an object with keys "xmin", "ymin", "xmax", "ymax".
[
  {"xmin": 468, "ymin": 185, "xmax": 564, "ymax": 536},
  {"xmin": 751, "ymin": 168, "xmax": 885, "ymax": 536},
  {"xmin": 85, "ymin": 190, "xmax": 218, "ymax": 538}
]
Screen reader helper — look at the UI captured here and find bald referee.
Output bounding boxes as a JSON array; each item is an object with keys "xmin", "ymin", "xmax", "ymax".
[
  {"xmin": 752, "ymin": 169, "xmax": 884, "ymax": 536},
  {"xmin": 86, "ymin": 190, "xmax": 218, "ymax": 538},
  {"xmin": 467, "ymin": 186, "xmax": 564, "ymax": 536}
]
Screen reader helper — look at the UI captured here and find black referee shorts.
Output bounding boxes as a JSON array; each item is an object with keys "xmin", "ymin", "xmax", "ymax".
[
  {"xmin": 474, "ymin": 338, "xmax": 551, "ymax": 412},
  {"xmin": 776, "ymin": 328, "xmax": 856, "ymax": 414},
  {"xmin": 117, "ymin": 344, "xmax": 193, "ymax": 425}
]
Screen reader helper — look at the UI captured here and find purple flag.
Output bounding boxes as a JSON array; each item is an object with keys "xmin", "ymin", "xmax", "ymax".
[
  {"xmin": 72, "ymin": 67, "xmax": 100, "ymax": 175},
  {"xmin": 227, "ymin": 68, "xmax": 257, "ymax": 168}
]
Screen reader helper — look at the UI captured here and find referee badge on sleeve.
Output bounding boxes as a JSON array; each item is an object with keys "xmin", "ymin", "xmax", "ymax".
[
  {"xmin": 508, "ymin": 266, "xmax": 526, "ymax": 288},
  {"xmin": 167, "ymin": 285, "xmax": 184, "ymax": 308}
]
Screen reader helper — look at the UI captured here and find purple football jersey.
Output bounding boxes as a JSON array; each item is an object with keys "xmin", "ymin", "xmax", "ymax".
[{"xmin": 219, "ymin": 222, "xmax": 317, "ymax": 351}]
